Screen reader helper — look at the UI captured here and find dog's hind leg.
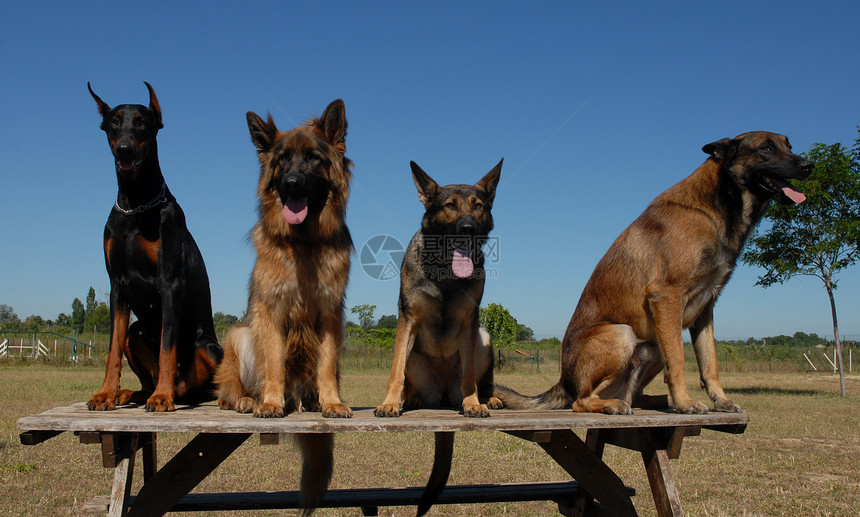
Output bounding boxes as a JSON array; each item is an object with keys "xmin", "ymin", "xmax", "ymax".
[
  {"xmin": 627, "ymin": 341, "xmax": 669, "ymax": 409},
  {"xmin": 690, "ymin": 306, "xmax": 740, "ymax": 412},
  {"xmin": 214, "ymin": 326, "xmax": 257, "ymax": 413},
  {"xmin": 567, "ymin": 324, "xmax": 638, "ymax": 415},
  {"xmin": 118, "ymin": 323, "xmax": 157, "ymax": 405},
  {"xmin": 175, "ymin": 333, "xmax": 222, "ymax": 404}
]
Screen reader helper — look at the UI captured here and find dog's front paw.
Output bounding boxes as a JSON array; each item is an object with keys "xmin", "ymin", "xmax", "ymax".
[
  {"xmin": 463, "ymin": 403, "xmax": 490, "ymax": 418},
  {"xmin": 87, "ymin": 391, "xmax": 118, "ymax": 411},
  {"xmin": 673, "ymin": 399, "xmax": 709, "ymax": 414},
  {"xmin": 322, "ymin": 402, "xmax": 352, "ymax": 418},
  {"xmin": 374, "ymin": 403, "xmax": 402, "ymax": 417},
  {"xmin": 235, "ymin": 397, "xmax": 256, "ymax": 413},
  {"xmin": 145, "ymin": 393, "xmax": 176, "ymax": 412},
  {"xmin": 218, "ymin": 398, "xmax": 234, "ymax": 410},
  {"xmin": 713, "ymin": 397, "xmax": 741, "ymax": 413},
  {"xmin": 253, "ymin": 402, "xmax": 284, "ymax": 418}
]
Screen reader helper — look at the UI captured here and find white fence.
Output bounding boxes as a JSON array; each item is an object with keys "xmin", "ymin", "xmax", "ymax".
[{"xmin": 0, "ymin": 335, "xmax": 98, "ymax": 361}]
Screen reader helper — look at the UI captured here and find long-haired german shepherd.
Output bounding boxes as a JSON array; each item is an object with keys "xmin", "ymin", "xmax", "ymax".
[
  {"xmin": 214, "ymin": 100, "xmax": 353, "ymax": 514},
  {"xmin": 495, "ymin": 131, "xmax": 812, "ymax": 415},
  {"xmin": 374, "ymin": 159, "xmax": 503, "ymax": 515}
]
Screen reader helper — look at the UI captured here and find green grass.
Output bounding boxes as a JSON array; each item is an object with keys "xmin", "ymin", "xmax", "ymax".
[{"xmin": 1, "ymin": 364, "xmax": 858, "ymax": 516}]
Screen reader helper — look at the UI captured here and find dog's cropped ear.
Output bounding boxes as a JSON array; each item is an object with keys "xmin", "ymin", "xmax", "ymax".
[
  {"xmin": 247, "ymin": 111, "xmax": 278, "ymax": 153},
  {"xmin": 87, "ymin": 82, "xmax": 111, "ymax": 123},
  {"xmin": 143, "ymin": 82, "xmax": 164, "ymax": 130},
  {"xmin": 410, "ymin": 161, "xmax": 439, "ymax": 208},
  {"xmin": 702, "ymin": 138, "xmax": 737, "ymax": 161},
  {"xmin": 475, "ymin": 158, "xmax": 503, "ymax": 202},
  {"xmin": 318, "ymin": 99, "xmax": 348, "ymax": 146}
]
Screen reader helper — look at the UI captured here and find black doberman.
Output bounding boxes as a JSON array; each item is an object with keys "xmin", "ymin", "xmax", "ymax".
[{"xmin": 87, "ymin": 82, "xmax": 223, "ymax": 412}]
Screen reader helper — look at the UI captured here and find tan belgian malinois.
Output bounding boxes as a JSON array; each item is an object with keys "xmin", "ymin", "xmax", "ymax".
[{"xmin": 495, "ymin": 131, "xmax": 812, "ymax": 414}]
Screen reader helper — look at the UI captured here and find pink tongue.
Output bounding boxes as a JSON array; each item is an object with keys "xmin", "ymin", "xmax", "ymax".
[
  {"xmin": 283, "ymin": 197, "xmax": 308, "ymax": 224},
  {"xmin": 782, "ymin": 186, "xmax": 807, "ymax": 204},
  {"xmin": 770, "ymin": 177, "xmax": 806, "ymax": 204},
  {"xmin": 452, "ymin": 243, "xmax": 474, "ymax": 278}
]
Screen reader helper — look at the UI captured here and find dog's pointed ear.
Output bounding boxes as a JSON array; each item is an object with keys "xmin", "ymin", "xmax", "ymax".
[
  {"xmin": 475, "ymin": 158, "xmax": 503, "ymax": 202},
  {"xmin": 87, "ymin": 82, "xmax": 111, "ymax": 125},
  {"xmin": 247, "ymin": 111, "xmax": 278, "ymax": 153},
  {"xmin": 411, "ymin": 161, "xmax": 438, "ymax": 208},
  {"xmin": 318, "ymin": 99, "xmax": 348, "ymax": 146},
  {"xmin": 143, "ymin": 82, "xmax": 164, "ymax": 130},
  {"xmin": 702, "ymin": 138, "xmax": 736, "ymax": 161}
]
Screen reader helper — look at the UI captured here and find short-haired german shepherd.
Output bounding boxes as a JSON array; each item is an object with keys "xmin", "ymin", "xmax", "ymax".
[
  {"xmin": 374, "ymin": 159, "xmax": 503, "ymax": 515},
  {"xmin": 495, "ymin": 131, "xmax": 812, "ymax": 415},
  {"xmin": 214, "ymin": 100, "xmax": 353, "ymax": 514},
  {"xmin": 87, "ymin": 82, "xmax": 223, "ymax": 412}
]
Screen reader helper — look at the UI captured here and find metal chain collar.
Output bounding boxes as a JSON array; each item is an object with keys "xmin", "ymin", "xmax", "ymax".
[{"xmin": 113, "ymin": 183, "xmax": 167, "ymax": 216}]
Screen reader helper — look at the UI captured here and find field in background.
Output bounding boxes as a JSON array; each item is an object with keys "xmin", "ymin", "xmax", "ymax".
[
  {"xmin": 3, "ymin": 329, "xmax": 857, "ymax": 376},
  {"xmin": 0, "ymin": 364, "xmax": 858, "ymax": 516}
]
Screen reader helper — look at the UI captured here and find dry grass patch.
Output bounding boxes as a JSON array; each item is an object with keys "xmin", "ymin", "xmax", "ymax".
[{"xmin": 1, "ymin": 365, "xmax": 858, "ymax": 516}]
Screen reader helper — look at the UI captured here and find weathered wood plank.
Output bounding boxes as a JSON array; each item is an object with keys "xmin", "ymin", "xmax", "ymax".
[
  {"xmin": 18, "ymin": 403, "xmax": 749, "ymax": 435},
  {"xmin": 18, "ymin": 429, "xmax": 63, "ymax": 445},
  {"xmin": 94, "ymin": 481, "xmax": 618, "ymax": 512}
]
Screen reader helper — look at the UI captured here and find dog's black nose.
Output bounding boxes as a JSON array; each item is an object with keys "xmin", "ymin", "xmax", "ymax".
[
  {"xmin": 457, "ymin": 218, "xmax": 477, "ymax": 235},
  {"xmin": 799, "ymin": 159, "xmax": 814, "ymax": 177},
  {"xmin": 115, "ymin": 142, "xmax": 135, "ymax": 158},
  {"xmin": 283, "ymin": 173, "xmax": 305, "ymax": 191}
]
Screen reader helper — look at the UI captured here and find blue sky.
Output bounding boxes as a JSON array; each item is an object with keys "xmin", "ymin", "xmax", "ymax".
[{"xmin": 2, "ymin": 2, "xmax": 858, "ymax": 340}]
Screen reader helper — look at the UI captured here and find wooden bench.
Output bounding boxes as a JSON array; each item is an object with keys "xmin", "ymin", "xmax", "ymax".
[{"xmin": 18, "ymin": 403, "xmax": 747, "ymax": 516}]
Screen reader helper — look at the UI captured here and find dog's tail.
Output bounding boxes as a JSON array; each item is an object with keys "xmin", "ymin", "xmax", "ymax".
[
  {"xmin": 295, "ymin": 433, "xmax": 334, "ymax": 516},
  {"xmin": 493, "ymin": 381, "xmax": 571, "ymax": 410},
  {"xmin": 417, "ymin": 431, "xmax": 454, "ymax": 517}
]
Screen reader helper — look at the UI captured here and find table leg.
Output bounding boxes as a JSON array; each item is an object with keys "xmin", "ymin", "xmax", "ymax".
[
  {"xmin": 108, "ymin": 433, "xmax": 138, "ymax": 517},
  {"xmin": 642, "ymin": 448, "xmax": 683, "ymax": 517},
  {"xmin": 125, "ymin": 433, "xmax": 251, "ymax": 517},
  {"xmin": 511, "ymin": 429, "xmax": 637, "ymax": 517}
]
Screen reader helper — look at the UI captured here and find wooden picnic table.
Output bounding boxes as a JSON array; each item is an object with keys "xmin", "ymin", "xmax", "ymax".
[{"xmin": 18, "ymin": 403, "xmax": 748, "ymax": 516}]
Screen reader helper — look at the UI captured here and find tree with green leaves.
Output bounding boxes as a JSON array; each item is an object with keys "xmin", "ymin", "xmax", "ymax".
[
  {"xmin": 71, "ymin": 298, "xmax": 85, "ymax": 334},
  {"xmin": 0, "ymin": 304, "xmax": 20, "ymax": 329},
  {"xmin": 84, "ymin": 287, "xmax": 97, "ymax": 331},
  {"xmin": 350, "ymin": 304, "xmax": 377, "ymax": 331},
  {"xmin": 479, "ymin": 303, "xmax": 517, "ymax": 350},
  {"xmin": 375, "ymin": 314, "xmax": 398, "ymax": 329},
  {"xmin": 742, "ymin": 128, "xmax": 860, "ymax": 397},
  {"xmin": 516, "ymin": 323, "xmax": 535, "ymax": 342},
  {"xmin": 213, "ymin": 312, "xmax": 240, "ymax": 338}
]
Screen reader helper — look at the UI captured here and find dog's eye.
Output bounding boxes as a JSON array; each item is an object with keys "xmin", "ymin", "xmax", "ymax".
[
  {"xmin": 474, "ymin": 202, "xmax": 483, "ymax": 210},
  {"xmin": 111, "ymin": 118, "xmax": 120, "ymax": 128},
  {"xmin": 759, "ymin": 144, "xmax": 772, "ymax": 152},
  {"xmin": 445, "ymin": 202, "xmax": 456, "ymax": 210}
]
